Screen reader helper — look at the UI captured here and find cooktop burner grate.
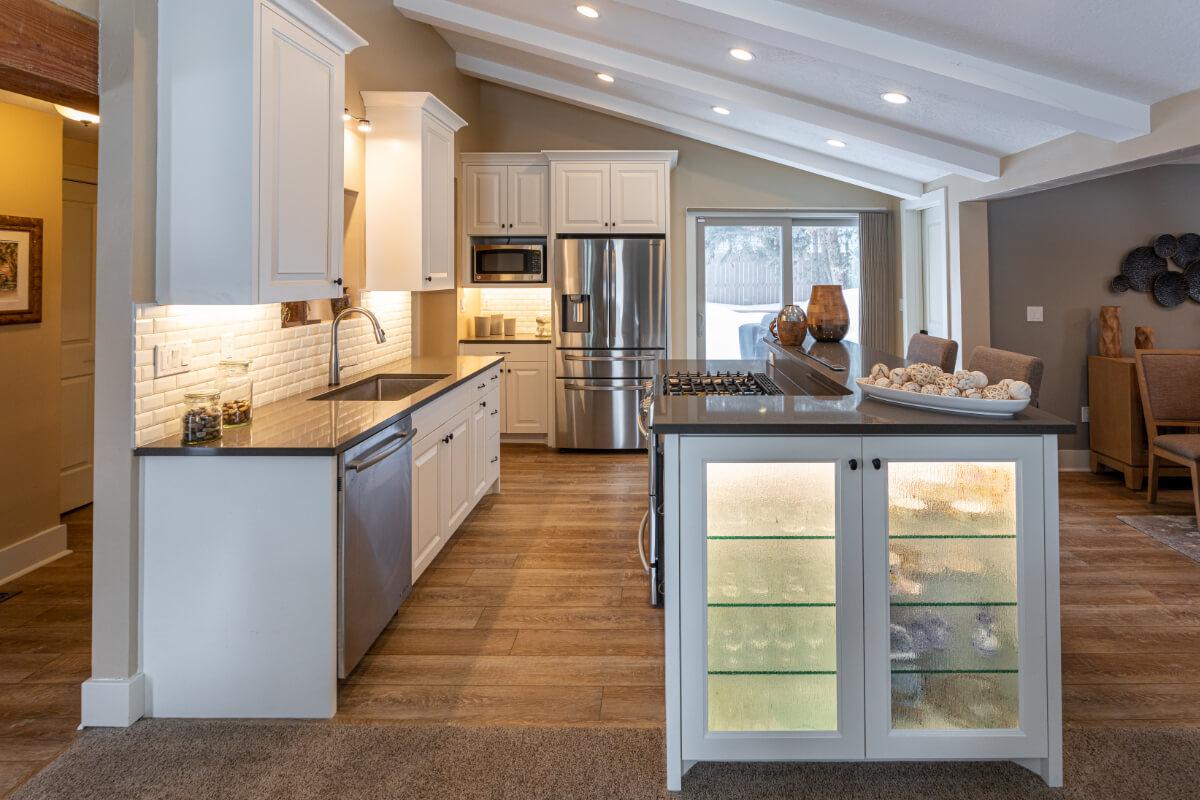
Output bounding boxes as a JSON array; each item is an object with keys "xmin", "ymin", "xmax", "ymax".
[{"xmin": 663, "ymin": 370, "xmax": 783, "ymax": 396}]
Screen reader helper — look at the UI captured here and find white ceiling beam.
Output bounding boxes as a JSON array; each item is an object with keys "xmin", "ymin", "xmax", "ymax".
[
  {"xmin": 394, "ymin": 0, "xmax": 999, "ymax": 180},
  {"xmin": 640, "ymin": 0, "xmax": 1151, "ymax": 141},
  {"xmin": 456, "ymin": 54, "xmax": 924, "ymax": 199}
]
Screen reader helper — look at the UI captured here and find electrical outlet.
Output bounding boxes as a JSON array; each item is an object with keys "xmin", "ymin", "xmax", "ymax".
[
  {"xmin": 154, "ymin": 342, "xmax": 192, "ymax": 377},
  {"xmin": 220, "ymin": 333, "xmax": 237, "ymax": 360},
  {"xmin": 1081, "ymin": 406, "xmax": 1089, "ymax": 423},
  {"xmin": 1026, "ymin": 306, "xmax": 1044, "ymax": 322}
]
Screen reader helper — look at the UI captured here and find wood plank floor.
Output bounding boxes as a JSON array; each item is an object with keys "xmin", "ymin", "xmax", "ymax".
[{"xmin": 3, "ymin": 449, "xmax": 1200, "ymax": 795}]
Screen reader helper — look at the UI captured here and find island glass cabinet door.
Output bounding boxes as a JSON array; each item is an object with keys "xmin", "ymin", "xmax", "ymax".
[
  {"xmin": 679, "ymin": 436, "xmax": 866, "ymax": 760},
  {"xmin": 862, "ymin": 436, "xmax": 1049, "ymax": 760}
]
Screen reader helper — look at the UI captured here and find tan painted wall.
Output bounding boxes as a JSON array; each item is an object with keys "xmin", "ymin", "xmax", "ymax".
[
  {"xmin": 0, "ymin": 102, "xmax": 64, "ymax": 551},
  {"xmin": 472, "ymin": 85, "xmax": 899, "ymax": 356},
  {"xmin": 988, "ymin": 164, "xmax": 1200, "ymax": 452}
]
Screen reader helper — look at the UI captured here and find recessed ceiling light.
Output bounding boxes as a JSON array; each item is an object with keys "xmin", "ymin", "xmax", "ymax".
[
  {"xmin": 54, "ymin": 104, "xmax": 100, "ymax": 126},
  {"xmin": 729, "ymin": 48, "xmax": 754, "ymax": 62},
  {"xmin": 712, "ymin": 106, "xmax": 731, "ymax": 115},
  {"xmin": 596, "ymin": 72, "xmax": 615, "ymax": 83},
  {"xmin": 825, "ymin": 138, "xmax": 846, "ymax": 148},
  {"xmin": 576, "ymin": 4, "xmax": 599, "ymax": 18},
  {"xmin": 881, "ymin": 91, "xmax": 910, "ymax": 105}
]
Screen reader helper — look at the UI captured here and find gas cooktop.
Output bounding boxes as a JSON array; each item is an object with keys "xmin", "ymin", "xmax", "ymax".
[{"xmin": 663, "ymin": 370, "xmax": 784, "ymax": 397}]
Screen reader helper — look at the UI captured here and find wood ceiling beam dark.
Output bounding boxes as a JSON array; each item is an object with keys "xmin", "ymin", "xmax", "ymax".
[{"xmin": 0, "ymin": 0, "xmax": 98, "ymax": 114}]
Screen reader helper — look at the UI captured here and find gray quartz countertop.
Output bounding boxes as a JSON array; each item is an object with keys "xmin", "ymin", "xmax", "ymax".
[
  {"xmin": 459, "ymin": 335, "xmax": 551, "ymax": 344},
  {"xmin": 648, "ymin": 337, "xmax": 1075, "ymax": 436},
  {"xmin": 135, "ymin": 355, "xmax": 503, "ymax": 456}
]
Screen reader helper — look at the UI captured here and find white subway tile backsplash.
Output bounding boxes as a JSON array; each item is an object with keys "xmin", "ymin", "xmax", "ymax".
[
  {"xmin": 132, "ymin": 291, "xmax": 412, "ymax": 446},
  {"xmin": 477, "ymin": 288, "xmax": 551, "ymax": 335}
]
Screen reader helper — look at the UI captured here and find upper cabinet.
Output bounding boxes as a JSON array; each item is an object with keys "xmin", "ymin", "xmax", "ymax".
[
  {"xmin": 548, "ymin": 152, "xmax": 676, "ymax": 235},
  {"xmin": 364, "ymin": 92, "xmax": 467, "ymax": 292},
  {"xmin": 156, "ymin": 0, "xmax": 366, "ymax": 305},
  {"xmin": 464, "ymin": 162, "xmax": 549, "ymax": 236}
]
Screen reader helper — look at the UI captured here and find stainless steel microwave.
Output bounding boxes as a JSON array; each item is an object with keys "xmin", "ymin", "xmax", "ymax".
[{"xmin": 471, "ymin": 241, "xmax": 546, "ymax": 283}]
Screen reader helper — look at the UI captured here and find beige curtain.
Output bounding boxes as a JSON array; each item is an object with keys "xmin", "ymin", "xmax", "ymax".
[{"xmin": 859, "ymin": 211, "xmax": 896, "ymax": 354}]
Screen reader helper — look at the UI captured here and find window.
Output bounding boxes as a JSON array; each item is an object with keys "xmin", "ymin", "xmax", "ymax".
[{"xmin": 698, "ymin": 216, "xmax": 860, "ymax": 359}]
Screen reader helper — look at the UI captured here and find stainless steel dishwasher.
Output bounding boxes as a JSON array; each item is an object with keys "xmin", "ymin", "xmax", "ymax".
[{"xmin": 338, "ymin": 417, "xmax": 415, "ymax": 678}]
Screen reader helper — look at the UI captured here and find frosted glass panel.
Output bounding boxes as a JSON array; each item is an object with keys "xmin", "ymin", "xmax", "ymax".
[
  {"xmin": 705, "ymin": 460, "xmax": 840, "ymax": 734},
  {"xmin": 891, "ymin": 673, "xmax": 1019, "ymax": 730},
  {"xmin": 709, "ymin": 674, "xmax": 838, "ymax": 731},
  {"xmin": 886, "ymin": 460, "xmax": 1021, "ymax": 732},
  {"xmin": 707, "ymin": 462, "xmax": 836, "ymax": 536},
  {"xmin": 889, "ymin": 538, "xmax": 1016, "ymax": 604},
  {"xmin": 708, "ymin": 539, "xmax": 836, "ymax": 604},
  {"xmin": 709, "ymin": 606, "xmax": 837, "ymax": 672},
  {"xmin": 888, "ymin": 461, "xmax": 1016, "ymax": 537}
]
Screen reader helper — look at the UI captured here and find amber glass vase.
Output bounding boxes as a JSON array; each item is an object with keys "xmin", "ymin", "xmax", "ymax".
[{"xmin": 806, "ymin": 285, "xmax": 850, "ymax": 342}]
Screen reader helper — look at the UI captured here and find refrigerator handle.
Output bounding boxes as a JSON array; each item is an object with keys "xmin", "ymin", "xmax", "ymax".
[{"xmin": 607, "ymin": 239, "xmax": 616, "ymax": 343}]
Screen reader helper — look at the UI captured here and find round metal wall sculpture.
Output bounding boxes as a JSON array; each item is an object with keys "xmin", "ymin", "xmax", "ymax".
[{"xmin": 1112, "ymin": 233, "xmax": 1200, "ymax": 307}]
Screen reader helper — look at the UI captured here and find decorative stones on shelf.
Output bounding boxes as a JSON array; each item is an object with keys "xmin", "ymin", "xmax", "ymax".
[
  {"xmin": 1098, "ymin": 305, "xmax": 1122, "ymax": 357},
  {"xmin": 1114, "ymin": 232, "xmax": 1200, "ymax": 307}
]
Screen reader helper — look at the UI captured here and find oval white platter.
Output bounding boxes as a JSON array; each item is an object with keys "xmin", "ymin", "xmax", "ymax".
[{"xmin": 855, "ymin": 378, "xmax": 1030, "ymax": 418}]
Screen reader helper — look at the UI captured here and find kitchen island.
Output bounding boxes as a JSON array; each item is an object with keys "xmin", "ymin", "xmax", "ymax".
[
  {"xmin": 134, "ymin": 355, "xmax": 503, "ymax": 719},
  {"xmin": 651, "ymin": 338, "xmax": 1073, "ymax": 791}
]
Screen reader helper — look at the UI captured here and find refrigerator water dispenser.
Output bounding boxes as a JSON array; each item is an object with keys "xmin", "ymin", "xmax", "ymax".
[{"xmin": 561, "ymin": 294, "xmax": 591, "ymax": 332}]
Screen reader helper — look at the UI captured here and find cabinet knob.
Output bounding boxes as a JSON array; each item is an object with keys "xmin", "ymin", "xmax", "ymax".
[
  {"xmin": 449, "ymin": 432, "xmax": 455, "ymax": 441},
  {"xmin": 332, "ymin": 277, "xmax": 343, "ymax": 286},
  {"xmin": 849, "ymin": 458, "xmax": 858, "ymax": 471},
  {"xmin": 480, "ymin": 400, "xmax": 487, "ymax": 407},
  {"xmin": 490, "ymin": 456, "xmax": 499, "ymax": 463},
  {"xmin": 872, "ymin": 458, "xmax": 882, "ymax": 470},
  {"xmin": 490, "ymin": 409, "xmax": 499, "ymax": 416},
  {"xmin": 442, "ymin": 435, "xmax": 449, "ymax": 444},
  {"xmin": 425, "ymin": 275, "xmax": 433, "ymax": 282}
]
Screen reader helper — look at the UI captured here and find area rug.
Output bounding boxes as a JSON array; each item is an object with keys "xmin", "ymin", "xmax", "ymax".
[
  {"xmin": 13, "ymin": 722, "xmax": 1200, "ymax": 800},
  {"xmin": 1118, "ymin": 514, "xmax": 1200, "ymax": 562}
]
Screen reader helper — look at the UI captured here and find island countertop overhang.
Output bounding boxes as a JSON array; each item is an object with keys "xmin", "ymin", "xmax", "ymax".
[{"xmin": 649, "ymin": 339, "xmax": 1074, "ymax": 436}]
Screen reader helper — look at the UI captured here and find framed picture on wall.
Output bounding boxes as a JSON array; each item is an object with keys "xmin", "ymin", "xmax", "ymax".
[{"xmin": 0, "ymin": 215, "xmax": 43, "ymax": 325}]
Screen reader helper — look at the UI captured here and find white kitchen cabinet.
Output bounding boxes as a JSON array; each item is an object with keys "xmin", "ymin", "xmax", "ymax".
[
  {"xmin": 471, "ymin": 389, "xmax": 502, "ymax": 503},
  {"xmin": 610, "ymin": 162, "xmax": 667, "ymax": 233},
  {"xmin": 464, "ymin": 164, "xmax": 548, "ymax": 236},
  {"xmin": 364, "ymin": 92, "xmax": 467, "ymax": 291},
  {"xmin": 554, "ymin": 163, "xmax": 611, "ymax": 233},
  {"xmin": 443, "ymin": 408, "xmax": 474, "ymax": 533},
  {"xmin": 505, "ymin": 361, "xmax": 550, "ymax": 435},
  {"xmin": 411, "ymin": 430, "xmax": 444, "ymax": 576},
  {"xmin": 155, "ymin": 0, "xmax": 365, "ymax": 305},
  {"xmin": 666, "ymin": 433, "xmax": 1058, "ymax": 789}
]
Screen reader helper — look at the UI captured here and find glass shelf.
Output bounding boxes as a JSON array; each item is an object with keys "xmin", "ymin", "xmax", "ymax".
[
  {"xmin": 889, "ymin": 537, "xmax": 1017, "ymax": 605},
  {"xmin": 708, "ymin": 538, "xmax": 836, "ymax": 605},
  {"xmin": 709, "ymin": 606, "xmax": 837, "ymax": 673}
]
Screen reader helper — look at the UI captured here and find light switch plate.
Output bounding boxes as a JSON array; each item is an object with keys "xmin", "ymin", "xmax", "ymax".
[
  {"xmin": 1026, "ymin": 306, "xmax": 1044, "ymax": 322},
  {"xmin": 220, "ymin": 333, "xmax": 236, "ymax": 361},
  {"xmin": 154, "ymin": 342, "xmax": 192, "ymax": 377},
  {"xmin": 1081, "ymin": 406, "xmax": 1089, "ymax": 422}
]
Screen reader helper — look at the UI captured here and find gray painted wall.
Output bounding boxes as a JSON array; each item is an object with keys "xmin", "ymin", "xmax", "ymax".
[{"xmin": 988, "ymin": 164, "xmax": 1200, "ymax": 451}]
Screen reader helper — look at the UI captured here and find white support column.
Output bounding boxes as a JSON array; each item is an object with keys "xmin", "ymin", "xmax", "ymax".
[{"xmin": 84, "ymin": 0, "xmax": 157, "ymax": 728}]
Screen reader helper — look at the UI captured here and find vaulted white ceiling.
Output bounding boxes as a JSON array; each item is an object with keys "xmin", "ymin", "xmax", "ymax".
[{"xmin": 394, "ymin": 0, "xmax": 1196, "ymax": 198}]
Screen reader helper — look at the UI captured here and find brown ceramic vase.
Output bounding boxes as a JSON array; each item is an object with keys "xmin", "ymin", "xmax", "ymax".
[{"xmin": 806, "ymin": 285, "xmax": 850, "ymax": 342}]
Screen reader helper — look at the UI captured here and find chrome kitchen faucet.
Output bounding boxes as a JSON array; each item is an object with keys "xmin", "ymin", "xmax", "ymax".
[{"xmin": 328, "ymin": 306, "xmax": 386, "ymax": 386}]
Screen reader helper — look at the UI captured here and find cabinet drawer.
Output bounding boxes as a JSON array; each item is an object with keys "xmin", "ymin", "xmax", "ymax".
[
  {"xmin": 410, "ymin": 382, "xmax": 471, "ymax": 436},
  {"xmin": 484, "ymin": 388, "xmax": 502, "ymax": 439},
  {"xmin": 460, "ymin": 342, "xmax": 549, "ymax": 362}
]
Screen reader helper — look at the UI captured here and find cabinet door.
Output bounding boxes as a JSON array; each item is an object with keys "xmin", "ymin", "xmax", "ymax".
[
  {"xmin": 258, "ymin": 4, "xmax": 344, "ymax": 302},
  {"xmin": 610, "ymin": 162, "xmax": 666, "ymax": 234},
  {"xmin": 507, "ymin": 165, "xmax": 549, "ymax": 235},
  {"xmin": 465, "ymin": 164, "xmax": 507, "ymax": 236},
  {"xmin": 470, "ymin": 395, "xmax": 493, "ymax": 503},
  {"xmin": 505, "ymin": 361, "xmax": 549, "ymax": 435},
  {"xmin": 422, "ymin": 117, "xmax": 455, "ymax": 290},
  {"xmin": 411, "ymin": 430, "xmax": 444, "ymax": 579},
  {"xmin": 554, "ymin": 163, "xmax": 610, "ymax": 233},
  {"xmin": 862, "ymin": 436, "xmax": 1048, "ymax": 760},
  {"xmin": 679, "ymin": 436, "xmax": 865, "ymax": 761},
  {"xmin": 443, "ymin": 409, "xmax": 474, "ymax": 534}
]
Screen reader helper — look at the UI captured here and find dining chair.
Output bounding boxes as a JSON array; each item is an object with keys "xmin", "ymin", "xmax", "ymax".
[
  {"xmin": 1134, "ymin": 349, "xmax": 1200, "ymax": 520},
  {"xmin": 906, "ymin": 333, "xmax": 959, "ymax": 373},
  {"xmin": 967, "ymin": 346, "xmax": 1044, "ymax": 405}
]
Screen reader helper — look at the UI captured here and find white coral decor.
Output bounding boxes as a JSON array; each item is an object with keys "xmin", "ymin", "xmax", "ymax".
[
  {"xmin": 870, "ymin": 363, "xmax": 890, "ymax": 380},
  {"xmin": 889, "ymin": 367, "xmax": 910, "ymax": 385},
  {"xmin": 1006, "ymin": 380, "xmax": 1032, "ymax": 400},
  {"xmin": 908, "ymin": 363, "xmax": 942, "ymax": 386},
  {"xmin": 920, "ymin": 384, "xmax": 940, "ymax": 395},
  {"xmin": 969, "ymin": 371, "xmax": 988, "ymax": 389},
  {"xmin": 874, "ymin": 377, "xmax": 893, "ymax": 387},
  {"xmin": 952, "ymin": 370, "xmax": 975, "ymax": 391},
  {"xmin": 901, "ymin": 381, "xmax": 920, "ymax": 393},
  {"xmin": 940, "ymin": 386, "xmax": 961, "ymax": 397}
]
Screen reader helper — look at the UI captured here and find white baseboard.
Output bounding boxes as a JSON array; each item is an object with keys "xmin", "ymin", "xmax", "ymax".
[
  {"xmin": 0, "ymin": 523, "xmax": 69, "ymax": 585},
  {"xmin": 82, "ymin": 673, "xmax": 146, "ymax": 727},
  {"xmin": 1058, "ymin": 449, "xmax": 1092, "ymax": 471}
]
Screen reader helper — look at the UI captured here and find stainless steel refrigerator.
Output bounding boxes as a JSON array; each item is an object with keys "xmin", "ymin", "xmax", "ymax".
[{"xmin": 553, "ymin": 235, "xmax": 666, "ymax": 450}]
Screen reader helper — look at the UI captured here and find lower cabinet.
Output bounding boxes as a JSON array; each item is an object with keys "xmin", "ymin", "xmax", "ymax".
[
  {"xmin": 505, "ymin": 361, "xmax": 549, "ymax": 434},
  {"xmin": 411, "ymin": 366, "xmax": 503, "ymax": 579},
  {"xmin": 671, "ymin": 434, "xmax": 1055, "ymax": 781}
]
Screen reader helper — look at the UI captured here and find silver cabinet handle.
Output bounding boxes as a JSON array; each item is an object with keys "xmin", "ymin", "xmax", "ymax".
[
  {"xmin": 637, "ymin": 509, "xmax": 651, "ymax": 574},
  {"xmin": 563, "ymin": 383, "xmax": 645, "ymax": 392},
  {"xmin": 563, "ymin": 353, "xmax": 656, "ymax": 362},
  {"xmin": 345, "ymin": 429, "xmax": 415, "ymax": 472}
]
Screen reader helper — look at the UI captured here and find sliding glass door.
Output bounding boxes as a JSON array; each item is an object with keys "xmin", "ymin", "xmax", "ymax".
[{"xmin": 697, "ymin": 216, "xmax": 860, "ymax": 359}]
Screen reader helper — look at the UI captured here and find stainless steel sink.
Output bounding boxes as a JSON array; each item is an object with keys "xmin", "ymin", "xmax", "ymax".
[{"xmin": 311, "ymin": 374, "xmax": 449, "ymax": 402}]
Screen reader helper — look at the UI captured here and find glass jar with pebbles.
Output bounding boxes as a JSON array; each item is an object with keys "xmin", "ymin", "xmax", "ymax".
[
  {"xmin": 218, "ymin": 359, "xmax": 254, "ymax": 427},
  {"xmin": 181, "ymin": 391, "xmax": 223, "ymax": 445}
]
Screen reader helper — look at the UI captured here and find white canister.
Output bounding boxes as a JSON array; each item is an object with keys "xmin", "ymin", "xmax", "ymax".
[
  {"xmin": 474, "ymin": 316, "xmax": 490, "ymax": 337},
  {"xmin": 489, "ymin": 314, "xmax": 504, "ymax": 335},
  {"xmin": 503, "ymin": 317, "xmax": 517, "ymax": 336}
]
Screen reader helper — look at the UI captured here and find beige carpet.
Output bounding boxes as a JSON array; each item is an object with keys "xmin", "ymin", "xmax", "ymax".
[{"xmin": 13, "ymin": 722, "xmax": 1200, "ymax": 799}]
